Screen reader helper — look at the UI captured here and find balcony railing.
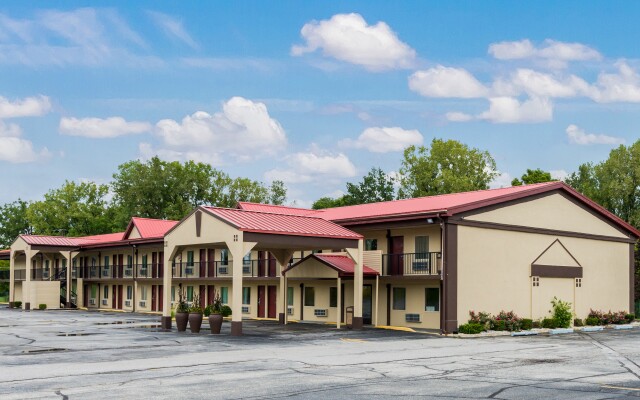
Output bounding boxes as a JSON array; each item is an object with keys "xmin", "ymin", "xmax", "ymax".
[
  {"xmin": 172, "ymin": 258, "xmax": 301, "ymax": 279},
  {"xmin": 136, "ymin": 264, "xmax": 164, "ymax": 279},
  {"xmin": 382, "ymin": 252, "xmax": 441, "ymax": 276},
  {"xmin": 14, "ymin": 269, "xmax": 25, "ymax": 281}
]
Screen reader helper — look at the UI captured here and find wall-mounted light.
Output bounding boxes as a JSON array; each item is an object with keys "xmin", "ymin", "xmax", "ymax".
[{"xmin": 426, "ymin": 218, "xmax": 434, "ymax": 224}]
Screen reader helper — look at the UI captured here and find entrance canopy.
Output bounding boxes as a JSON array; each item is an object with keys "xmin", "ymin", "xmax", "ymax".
[{"xmin": 284, "ymin": 253, "xmax": 379, "ymax": 278}]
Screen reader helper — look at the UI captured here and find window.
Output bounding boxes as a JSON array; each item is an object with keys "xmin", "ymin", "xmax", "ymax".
[
  {"xmin": 62, "ymin": 259, "xmax": 67, "ymax": 269},
  {"xmin": 186, "ymin": 251, "xmax": 194, "ymax": 267},
  {"xmin": 393, "ymin": 287, "xmax": 406, "ymax": 310},
  {"xmin": 141, "ymin": 286, "xmax": 148, "ymax": 300},
  {"xmin": 186, "ymin": 286, "xmax": 194, "ymax": 302},
  {"xmin": 127, "ymin": 255, "xmax": 133, "ymax": 268},
  {"xmin": 45, "ymin": 260, "xmax": 50, "ymax": 269},
  {"xmin": 330, "ymin": 287, "xmax": 338, "ymax": 307},
  {"xmin": 91, "ymin": 257, "xmax": 96, "ymax": 267},
  {"xmin": 104, "ymin": 256, "xmax": 110, "ymax": 268},
  {"xmin": 304, "ymin": 287, "xmax": 315, "ymax": 307},
  {"xmin": 365, "ymin": 239, "xmax": 378, "ymax": 251},
  {"xmin": 242, "ymin": 287, "xmax": 251, "ymax": 305},
  {"xmin": 171, "ymin": 286, "xmax": 175, "ymax": 302},
  {"xmin": 142, "ymin": 255, "xmax": 148, "ymax": 268},
  {"xmin": 532, "ymin": 276, "xmax": 540, "ymax": 287},
  {"xmin": 415, "ymin": 236, "xmax": 429, "ymax": 258},
  {"xmin": 90, "ymin": 285, "xmax": 97, "ymax": 299},
  {"xmin": 312, "ymin": 250, "xmax": 322, "ymax": 254},
  {"xmin": 220, "ymin": 249, "xmax": 229, "ymax": 265},
  {"xmin": 103, "ymin": 285, "xmax": 109, "ymax": 299},
  {"xmin": 126, "ymin": 286, "xmax": 133, "ymax": 300},
  {"xmin": 287, "ymin": 287, "xmax": 294, "ymax": 306},
  {"xmin": 576, "ymin": 278, "xmax": 582, "ymax": 288},
  {"xmin": 425, "ymin": 288, "xmax": 439, "ymax": 312},
  {"xmin": 221, "ymin": 287, "xmax": 228, "ymax": 303},
  {"xmin": 243, "ymin": 252, "xmax": 251, "ymax": 266}
]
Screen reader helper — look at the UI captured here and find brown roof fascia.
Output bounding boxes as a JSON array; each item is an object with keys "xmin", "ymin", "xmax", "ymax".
[
  {"xmin": 283, "ymin": 253, "xmax": 377, "ymax": 277},
  {"xmin": 333, "ymin": 211, "xmax": 447, "ymax": 227},
  {"xmin": 78, "ymin": 237, "xmax": 164, "ymax": 250}
]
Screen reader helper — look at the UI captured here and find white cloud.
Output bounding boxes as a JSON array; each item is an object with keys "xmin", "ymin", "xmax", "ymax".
[
  {"xmin": 265, "ymin": 148, "xmax": 357, "ymax": 184},
  {"xmin": 339, "ymin": 126, "xmax": 423, "ymax": 153},
  {"xmin": 479, "ymin": 96, "xmax": 553, "ymax": 123},
  {"xmin": 0, "ymin": 121, "xmax": 50, "ymax": 163},
  {"xmin": 488, "ymin": 39, "xmax": 601, "ymax": 68},
  {"xmin": 147, "ymin": 11, "xmax": 199, "ymax": 49},
  {"xmin": 0, "ymin": 95, "xmax": 51, "ymax": 118},
  {"xmin": 59, "ymin": 117, "xmax": 151, "ymax": 138},
  {"xmin": 566, "ymin": 124, "xmax": 625, "ymax": 145},
  {"xmin": 506, "ymin": 69, "xmax": 591, "ymax": 98},
  {"xmin": 409, "ymin": 66, "xmax": 488, "ymax": 98},
  {"xmin": 445, "ymin": 112, "xmax": 473, "ymax": 122},
  {"xmin": 291, "ymin": 13, "xmax": 415, "ymax": 71},
  {"xmin": 590, "ymin": 62, "xmax": 640, "ymax": 103},
  {"xmin": 550, "ymin": 169, "xmax": 569, "ymax": 181},
  {"xmin": 150, "ymin": 96, "xmax": 287, "ymax": 164},
  {"xmin": 489, "ymin": 171, "xmax": 513, "ymax": 189}
]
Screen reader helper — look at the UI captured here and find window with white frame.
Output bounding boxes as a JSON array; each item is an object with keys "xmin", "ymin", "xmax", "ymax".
[{"xmin": 126, "ymin": 286, "xmax": 133, "ymax": 300}]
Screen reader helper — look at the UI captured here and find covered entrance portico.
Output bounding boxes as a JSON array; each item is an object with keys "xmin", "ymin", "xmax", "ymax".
[{"xmin": 162, "ymin": 206, "xmax": 365, "ymax": 335}]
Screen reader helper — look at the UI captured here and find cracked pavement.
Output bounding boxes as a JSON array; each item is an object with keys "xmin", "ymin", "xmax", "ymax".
[{"xmin": 2, "ymin": 308, "xmax": 640, "ymax": 399}]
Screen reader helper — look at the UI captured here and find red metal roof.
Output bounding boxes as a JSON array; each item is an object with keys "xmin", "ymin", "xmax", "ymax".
[
  {"xmin": 236, "ymin": 202, "xmax": 317, "ymax": 216},
  {"xmin": 202, "ymin": 207, "xmax": 362, "ymax": 239},
  {"xmin": 126, "ymin": 217, "xmax": 178, "ymax": 239},
  {"xmin": 285, "ymin": 253, "xmax": 379, "ymax": 277},
  {"xmin": 18, "ymin": 232, "xmax": 127, "ymax": 247},
  {"xmin": 0, "ymin": 249, "xmax": 10, "ymax": 260}
]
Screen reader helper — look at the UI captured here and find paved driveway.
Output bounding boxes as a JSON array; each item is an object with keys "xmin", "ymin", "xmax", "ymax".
[{"xmin": 2, "ymin": 308, "xmax": 640, "ymax": 399}]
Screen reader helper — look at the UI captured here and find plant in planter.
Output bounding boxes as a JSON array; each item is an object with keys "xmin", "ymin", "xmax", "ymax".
[
  {"xmin": 221, "ymin": 305, "xmax": 232, "ymax": 318},
  {"xmin": 188, "ymin": 294, "xmax": 203, "ymax": 333},
  {"xmin": 175, "ymin": 289, "xmax": 189, "ymax": 332},
  {"xmin": 205, "ymin": 291, "xmax": 224, "ymax": 334}
]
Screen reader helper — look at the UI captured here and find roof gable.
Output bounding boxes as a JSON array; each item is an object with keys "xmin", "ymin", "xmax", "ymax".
[
  {"xmin": 284, "ymin": 253, "xmax": 379, "ymax": 277},
  {"xmin": 124, "ymin": 217, "xmax": 178, "ymax": 239},
  {"xmin": 532, "ymin": 239, "xmax": 581, "ymax": 268}
]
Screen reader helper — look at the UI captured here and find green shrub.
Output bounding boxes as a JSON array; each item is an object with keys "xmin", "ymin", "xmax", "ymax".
[
  {"xmin": 220, "ymin": 305, "xmax": 232, "ymax": 317},
  {"xmin": 14, "ymin": 301, "xmax": 22, "ymax": 308},
  {"xmin": 625, "ymin": 313, "xmax": 635, "ymax": 323},
  {"xmin": 38, "ymin": 304, "xmax": 47, "ymax": 310},
  {"xmin": 468, "ymin": 311, "xmax": 492, "ymax": 330},
  {"xmin": 458, "ymin": 323, "xmax": 484, "ymax": 334},
  {"xmin": 493, "ymin": 320, "xmax": 506, "ymax": 331},
  {"xmin": 532, "ymin": 320, "xmax": 542, "ymax": 329},
  {"xmin": 550, "ymin": 297, "xmax": 572, "ymax": 328},
  {"xmin": 573, "ymin": 318, "xmax": 584, "ymax": 327},
  {"xmin": 542, "ymin": 318, "xmax": 558, "ymax": 329},
  {"xmin": 521, "ymin": 319, "xmax": 533, "ymax": 330},
  {"xmin": 585, "ymin": 317, "xmax": 600, "ymax": 326},
  {"xmin": 588, "ymin": 309, "xmax": 630, "ymax": 325}
]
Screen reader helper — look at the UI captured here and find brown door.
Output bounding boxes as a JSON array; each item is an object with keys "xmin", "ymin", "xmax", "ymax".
[
  {"xmin": 151, "ymin": 285, "xmax": 157, "ymax": 311},
  {"xmin": 207, "ymin": 249, "xmax": 215, "ymax": 277},
  {"xmin": 117, "ymin": 285, "xmax": 123, "ymax": 309},
  {"xmin": 199, "ymin": 249, "xmax": 207, "ymax": 277},
  {"xmin": 118, "ymin": 255, "xmax": 124, "ymax": 278},
  {"xmin": 83, "ymin": 284, "xmax": 89, "ymax": 307},
  {"xmin": 258, "ymin": 286, "xmax": 266, "ymax": 318},
  {"xmin": 199, "ymin": 285, "xmax": 206, "ymax": 308},
  {"xmin": 390, "ymin": 236, "xmax": 404, "ymax": 275},
  {"xmin": 207, "ymin": 285, "xmax": 215, "ymax": 305},
  {"xmin": 268, "ymin": 253, "xmax": 277, "ymax": 277},
  {"xmin": 267, "ymin": 285, "xmax": 277, "ymax": 318},
  {"xmin": 159, "ymin": 252, "xmax": 164, "ymax": 278},
  {"xmin": 258, "ymin": 251, "xmax": 265, "ymax": 277},
  {"xmin": 112, "ymin": 285, "xmax": 116, "ymax": 308},
  {"xmin": 152, "ymin": 252, "xmax": 158, "ymax": 278},
  {"xmin": 158, "ymin": 285, "xmax": 164, "ymax": 312}
]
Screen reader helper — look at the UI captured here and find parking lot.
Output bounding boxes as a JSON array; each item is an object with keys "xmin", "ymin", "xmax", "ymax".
[{"xmin": 2, "ymin": 308, "xmax": 640, "ymax": 399}]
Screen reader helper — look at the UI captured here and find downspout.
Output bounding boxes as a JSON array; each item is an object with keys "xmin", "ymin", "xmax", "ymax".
[
  {"xmin": 439, "ymin": 215, "xmax": 446, "ymax": 334},
  {"xmin": 133, "ymin": 245, "xmax": 138, "ymax": 312}
]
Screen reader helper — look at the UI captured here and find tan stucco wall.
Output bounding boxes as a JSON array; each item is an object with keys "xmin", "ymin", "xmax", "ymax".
[
  {"xmin": 376, "ymin": 280, "xmax": 440, "ymax": 329},
  {"xmin": 534, "ymin": 241, "xmax": 581, "ymax": 267},
  {"xmin": 29, "ymin": 281, "xmax": 61, "ymax": 309},
  {"xmin": 352, "ymin": 225, "xmax": 442, "ymax": 254},
  {"xmin": 128, "ymin": 227, "xmax": 141, "ymax": 239},
  {"xmin": 14, "ymin": 282, "xmax": 22, "ymax": 302},
  {"xmin": 465, "ymin": 193, "xmax": 628, "ymax": 239},
  {"xmin": 456, "ymin": 225, "xmax": 630, "ymax": 322},
  {"xmin": 286, "ymin": 259, "xmax": 338, "ymax": 279}
]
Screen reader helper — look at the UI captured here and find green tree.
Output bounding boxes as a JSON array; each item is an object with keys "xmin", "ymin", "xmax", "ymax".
[
  {"xmin": 0, "ymin": 200, "xmax": 32, "ymax": 248},
  {"xmin": 511, "ymin": 168, "xmax": 555, "ymax": 186},
  {"xmin": 268, "ymin": 180, "xmax": 287, "ymax": 205},
  {"xmin": 398, "ymin": 139, "xmax": 498, "ymax": 198},
  {"xmin": 27, "ymin": 181, "xmax": 114, "ymax": 237},
  {"xmin": 224, "ymin": 177, "xmax": 270, "ymax": 207},
  {"xmin": 345, "ymin": 167, "xmax": 395, "ymax": 204},
  {"xmin": 312, "ymin": 196, "xmax": 348, "ymax": 210}
]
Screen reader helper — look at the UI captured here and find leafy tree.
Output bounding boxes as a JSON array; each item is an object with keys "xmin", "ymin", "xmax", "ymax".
[
  {"xmin": 398, "ymin": 139, "xmax": 498, "ymax": 198},
  {"xmin": 27, "ymin": 181, "xmax": 114, "ymax": 237},
  {"xmin": 268, "ymin": 180, "xmax": 287, "ymax": 205},
  {"xmin": 511, "ymin": 169, "xmax": 555, "ymax": 186},
  {"xmin": 0, "ymin": 200, "xmax": 32, "ymax": 248},
  {"xmin": 224, "ymin": 177, "xmax": 270, "ymax": 207},
  {"xmin": 312, "ymin": 196, "xmax": 348, "ymax": 210},
  {"xmin": 345, "ymin": 167, "xmax": 395, "ymax": 204}
]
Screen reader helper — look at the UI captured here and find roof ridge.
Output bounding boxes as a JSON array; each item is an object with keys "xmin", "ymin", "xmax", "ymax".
[
  {"xmin": 238, "ymin": 201, "xmax": 314, "ymax": 211},
  {"xmin": 131, "ymin": 216, "xmax": 178, "ymax": 222},
  {"xmin": 206, "ymin": 206, "xmax": 332, "ymax": 221}
]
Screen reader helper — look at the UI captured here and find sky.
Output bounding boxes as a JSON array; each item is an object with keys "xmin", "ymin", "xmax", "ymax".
[{"xmin": 1, "ymin": 1, "xmax": 640, "ymax": 207}]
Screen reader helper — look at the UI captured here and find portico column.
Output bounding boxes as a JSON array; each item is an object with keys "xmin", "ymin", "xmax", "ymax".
[
  {"xmin": 227, "ymin": 236, "xmax": 257, "ymax": 336},
  {"xmin": 9, "ymin": 251, "xmax": 15, "ymax": 306},
  {"xmin": 346, "ymin": 239, "xmax": 364, "ymax": 329},
  {"xmin": 24, "ymin": 248, "xmax": 33, "ymax": 310},
  {"xmin": 337, "ymin": 276, "xmax": 342, "ymax": 329},
  {"xmin": 161, "ymin": 250, "xmax": 173, "ymax": 329},
  {"xmin": 65, "ymin": 251, "xmax": 72, "ymax": 307},
  {"xmin": 374, "ymin": 274, "xmax": 379, "ymax": 326},
  {"xmin": 270, "ymin": 250, "xmax": 295, "ymax": 325}
]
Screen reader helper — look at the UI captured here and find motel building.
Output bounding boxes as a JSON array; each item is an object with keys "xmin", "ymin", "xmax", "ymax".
[{"xmin": 1, "ymin": 181, "xmax": 638, "ymax": 335}]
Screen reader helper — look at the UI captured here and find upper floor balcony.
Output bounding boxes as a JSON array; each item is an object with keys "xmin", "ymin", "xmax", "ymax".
[
  {"xmin": 172, "ymin": 258, "xmax": 302, "ymax": 279},
  {"xmin": 382, "ymin": 252, "xmax": 442, "ymax": 277}
]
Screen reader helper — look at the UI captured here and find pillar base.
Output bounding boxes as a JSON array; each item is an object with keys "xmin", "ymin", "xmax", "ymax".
[
  {"xmin": 65, "ymin": 302, "xmax": 71, "ymax": 308},
  {"xmin": 24, "ymin": 302, "xmax": 30, "ymax": 311},
  {"xmin": 278, "ymin": 313, "xmax": 285, "ymax": 324},
  {"xmin": 8, "ymin": 302, "xmax": 14, "ymax": 309},
  {"xmin": 231, "ymin": 321, "xmax": 242, "ymax": 336},
  {"xmin": 444, "ymin": 320, "xmax": 458, "ymax": 334},
  {"xmin": 160, "ymin": 316, "xmax": 172, "ymax": 330},
  {"xmin": 352, "ymin": 317, "xmax": 363, "ymax": 330}
]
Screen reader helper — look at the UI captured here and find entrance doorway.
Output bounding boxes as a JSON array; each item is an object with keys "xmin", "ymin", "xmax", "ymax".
[{"xmin": 363, "ymin": 284, "xmax": 373, "ymax": 325}]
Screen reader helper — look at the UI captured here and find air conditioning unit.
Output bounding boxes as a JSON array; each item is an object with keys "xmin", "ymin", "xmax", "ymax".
[
  {"xmin": 89, "ymin": 299, "xmax": 96, "ymax": 305},
  {"xmin": 124, "ymin": 300, "xmax": 132, "ymax": 307},
  {"xmin": 405, "ymin": 313, "xmax": 421, "ymax": 323},
  {"xmin": 140, "ymin": 269, "xmax": 148, "ymax": 277},
  {"xmin": 287, "ymin": 306, "xmax": 294, "ymax": 315},
  {"xmin": 43, "ymin": 271, "xmax": 50, "ymax": 279},
  {"xmin": 241, "ymin": 306, "xmax": 250, "ymax": 314},
  {"xmin": 102, "ymin": 299, "xmax": 108, "ymax": 306},
  {"xmin": 314, "ymin": 309, "xmax": 328, "ymax": 317},
  {"xmin": 219, "ymin": 266, "xmax": 228, "ymax": 275},
  {"xmin": 124, "ymin": 269, "xmax": 133, "ymax": 277},
  {"xmin": 139, "ymin": 300, "xmax": 146, "ymax": 307},
  {"xmin": 242, "ymin": 266, "xmax": 251, "ymax": 274},
  {"xmin": 185, "ymin": 267, "xmax": 194, "ymax": 275},
  {"xmin": 102, "ymin": 269, "xmax": 109, "ymax": 277}
]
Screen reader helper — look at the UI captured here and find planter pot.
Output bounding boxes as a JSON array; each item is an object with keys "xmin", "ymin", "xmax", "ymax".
[
  {"xmin": 209, "ymin": 314, "xmax": 223, "ymax": 334},
  {"xmin": 189, "ymin": 313, "xmax": 203, "ymax": 333},
  {"xmin": 176, "ymin": 312, "xmax": 189, "ymax": 332}
]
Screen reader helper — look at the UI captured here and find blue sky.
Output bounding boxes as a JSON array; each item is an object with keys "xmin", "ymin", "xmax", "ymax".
[{"xmin": 1, "ymin": 1, "xmax": 640, "ymax": 207}]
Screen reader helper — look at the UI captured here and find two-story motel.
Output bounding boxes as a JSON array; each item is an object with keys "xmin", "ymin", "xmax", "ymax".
[{"xmin": 2, "ymin": 181, "xmax": 638, "ymax": 334}]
